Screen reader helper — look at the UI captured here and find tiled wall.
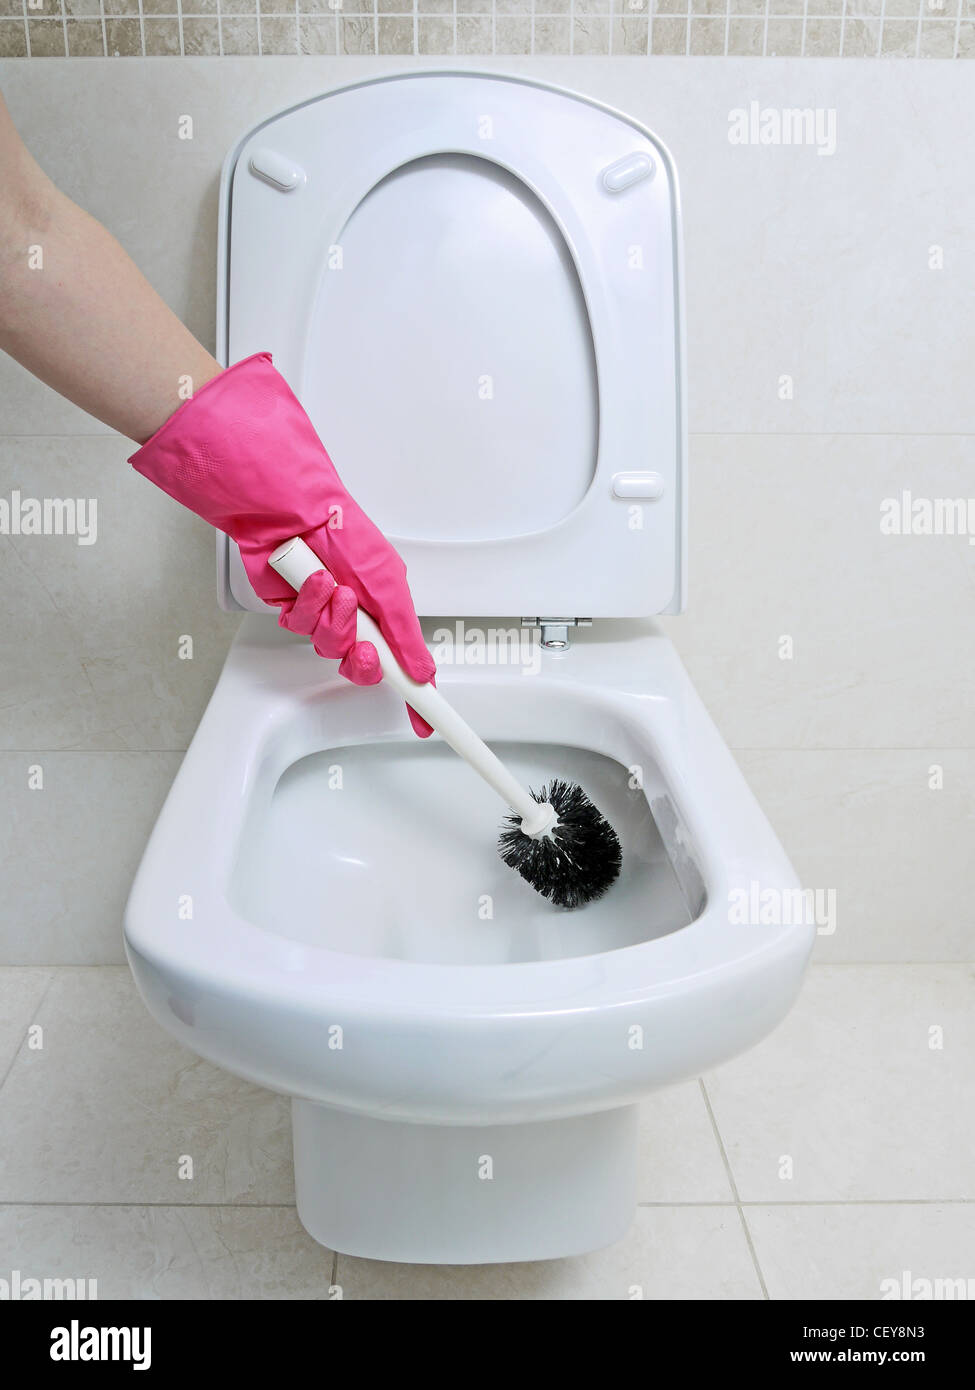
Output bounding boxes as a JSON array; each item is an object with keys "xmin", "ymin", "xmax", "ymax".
[{"xmin": 0, "ymin": 1, "xmax": 973, "ymax": 59}]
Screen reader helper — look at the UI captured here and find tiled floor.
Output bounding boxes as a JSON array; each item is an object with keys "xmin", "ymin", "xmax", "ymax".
[{"xmin": 0, "ymin": 963, "xmax": 972, "ymax": 1300}]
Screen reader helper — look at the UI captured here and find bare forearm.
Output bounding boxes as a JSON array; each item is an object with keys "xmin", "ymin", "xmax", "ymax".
[{"xmin": 0, "ymin": 94, "xmax": 221, "ymax": 444}]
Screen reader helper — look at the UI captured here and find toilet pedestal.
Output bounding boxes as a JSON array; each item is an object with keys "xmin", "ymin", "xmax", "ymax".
[{"xmin": 292, "ymin": 1100, "xmax": 639, "ymax": 1265}]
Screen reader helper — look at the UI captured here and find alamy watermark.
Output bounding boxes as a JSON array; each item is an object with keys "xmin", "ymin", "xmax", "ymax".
[
  {"xmin": 881, "ymin": 1270, "xmax": 975, "ymax": 1300},
  {"xmin": 431, "ymin": 621, "xmax": 541, "ymax": 676},
  {"xmin": 880, "ymin": 491, "xmax": 975, "ymax": 544},
  {"xmin": 728, "ymin": 101, "xmax": 837, "ymax": 157},
  {"xmin": 0, "ymin": 1268, "xmax": 97, "ymax": 1299},
  {"xmin": 728, "ymin": 881, "xmax": 837, "ymax": 935},
  {"xmin": 0, "ymin": 490, "xmax": 97, "ymax": 545}
]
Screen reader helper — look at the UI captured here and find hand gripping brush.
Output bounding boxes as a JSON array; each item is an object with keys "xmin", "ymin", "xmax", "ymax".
[{"xmin": 269, "ymin": 537, "xmax": 622, "ymax": 910}]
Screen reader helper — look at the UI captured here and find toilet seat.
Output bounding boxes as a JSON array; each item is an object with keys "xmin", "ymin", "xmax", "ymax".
[{"xmin": 217, "ymin": 70, "xmax": 686, "ymax": 620}]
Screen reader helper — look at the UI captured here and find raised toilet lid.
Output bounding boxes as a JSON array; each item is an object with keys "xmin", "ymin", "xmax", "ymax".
[{"xmin": 218, "ymin": 71, "xmax": 686, "ymax": 619}]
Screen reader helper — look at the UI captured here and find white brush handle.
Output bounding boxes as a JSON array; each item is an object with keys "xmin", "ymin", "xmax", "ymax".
[{"xmin": 268, "ymin": 537, "xmax": 554, "ymax": 836}]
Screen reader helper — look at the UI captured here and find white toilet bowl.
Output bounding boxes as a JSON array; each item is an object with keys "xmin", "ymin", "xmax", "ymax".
[{"xmin": 125, "ymin": 71, "xmax": 815, "ymax": 1264}]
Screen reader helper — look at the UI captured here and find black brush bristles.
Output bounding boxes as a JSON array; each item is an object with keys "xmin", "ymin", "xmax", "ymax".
[{"xmin": 498, "ymin": 779, "xmax": 622, "ymax": 910}]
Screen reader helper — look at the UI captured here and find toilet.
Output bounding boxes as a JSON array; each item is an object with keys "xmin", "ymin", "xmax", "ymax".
[{"xmin": 125, "ymin": 71, "xmax": 815, "ymax": 1266}]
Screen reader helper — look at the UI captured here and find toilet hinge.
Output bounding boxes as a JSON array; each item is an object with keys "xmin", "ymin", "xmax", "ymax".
[{"xmin": 520, "ymin": 618, "xmax": 592, "ymax": 651}]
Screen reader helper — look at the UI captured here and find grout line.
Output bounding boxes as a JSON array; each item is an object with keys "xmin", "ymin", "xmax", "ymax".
[
  {"xmin": 638, "ymin": 1197, "xmax": 975, "ymax": 1206},
  {"xmin": 0, "ymin": 1196, "xmax": 970, "ymax": 1210},
  {"xmin": 952, "ymin": 0, "xmax": 961, "ymax": 56},
  {"xmin": 137, "ymin": 0, "xmax": 146, "ymax": 55},
  {"xmin": 330, "ymin": 1249, "xmax": 339, "ymax": 1286},
  {"xmin": 696, "ymin": 1084, "xmax": 740, "ymax": 1208},
  {"xmin": 0, "ymin": 1199, "xmax": 302, "ymax": 1208},
  {"xmin": 698, "ymin": 1077, "xmax": 770, "ymax": 1299}
]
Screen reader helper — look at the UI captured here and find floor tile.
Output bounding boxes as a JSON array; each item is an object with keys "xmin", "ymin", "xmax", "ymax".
[
  {"xmin": 705, "ymin": 965, "xmax": 975, "ymax": 1201},
  {"xmin": 0, "ymin": 969, "xmax": 52, "ymax": 1077},
  {"xmin": 0, "ymin": 968, "xmax": 294, "ymax": 1204},
  {"xmin": 0, "ymin": 1204, "xmax": 335, "ymax": 1300},
  {"xmin": 336, "ymin": 1204, "xmax": 763, "ymax": 1300},
  {"xmin": 637, "ymin": 1082, "xmax": 734, "ymax": 1203},
  {"xmin": 746, "ymin": 1203, "xmax": 975, "ymax": 1301}
]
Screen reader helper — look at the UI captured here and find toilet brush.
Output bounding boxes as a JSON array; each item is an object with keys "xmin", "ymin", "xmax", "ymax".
[{"xmin": 269, "ymin": 537, "xmax": 622, "ymax": 909}]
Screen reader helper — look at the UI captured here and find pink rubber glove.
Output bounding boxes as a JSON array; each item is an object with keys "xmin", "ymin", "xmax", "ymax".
[{"xmin": 128, "ymin": 352, "xmax": 435, "ymax": 736}]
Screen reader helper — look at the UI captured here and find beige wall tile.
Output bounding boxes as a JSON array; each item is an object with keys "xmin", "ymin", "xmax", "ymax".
[
  {"xmin": 804, "ymin": 16, "xmax": 841, "ymax": 53},
  {"xmin": 26, "ymin": 18, "xmax": 66, "ymax": 53},
  {"xmin": 572, "ymin": 15, "xmax": 610, "ymax": 50},
  {"xmin": 143, "ymin": 17, "xmax": 181, "ymax": 53},
  {"xmin": 0, "ymin": 758, "xmax": 182, "ymax": 963},
  {"xmin": 688, "ymin": 14, "xmax": 724, "ymax": 50},
  {"xmin": 496, "ymin": 15, "xmax": 531, "ymax": 49},
  {"xmin": 220, "ymin": 16, "xmax": 260, "ymax": 51},
  {"xmin": 298, "ymin": 16, "xmax": 338, "ymax": 50},
  {"xmin": 377, "ymin": 14, "xmax": 412, "ymax": 50},
  {"xmin": 260, "ymin": 14, "xmax": 299, "ymax": 51},
  {"xmin": 457, "ymin": 14, "xmax": 492, "ymax": 50},
  {"xmin": 919, "ymin": 17, "xmax": 957, "ymax": 52},
  {"xmin": 651, "ymin": 15, "xmax": 687, "ymax": 48},
  {"xmin": 416, "ymin": 14, "xmax": 452, "ymax": 49},
  {"xmin": 765, "ymin": 15, "xmax": 802, "ymax": 51},
  {"xmin": 728, "ymin": 15, "xmax": 763, "ymax": 51},
  {"xmin": 612, "ymin": 14, "xmax": 649, "ymax": 50},
  {"xmin": 339, "ymin": 14, "xmax": 376, "ymax": 51},
  {"xmin": 842, "ymin": 16, "xmax": 881, "ymax": 53},
  {"xmin": 881, "ymin": 16, "xmax": 919, "ymax": 52},
  {"xmin": 0, "ymin": 19, "xmax": 28, "ymax": 54},
  {"xmin": 0, "ymin": 436, "xmax": 239, "ymax": 753},
  {"xmin": 182, "ymin": 15, "xmax": 220, "ymax": 51},
  {"xmin": 533, "ymin": 15, "xmax": 570, "ymax": 48},
  {"xmin": 64, "ymin": 16, "xmax": 102, "ymax": 52},
  {"xmin": 104, "ymin": 17, "xmax": 143, "ymax": 53},
  {"xmin": 737, "ymin": 751, "xmax": 975, "ymax": 961},
  {"xmin": 661, "ymin": 434, "xmax": 975, "ymax": 752}
]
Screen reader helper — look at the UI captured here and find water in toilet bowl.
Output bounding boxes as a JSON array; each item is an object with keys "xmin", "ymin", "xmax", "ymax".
[{"xmin": 230, "ymin": 741, "xmax": 696, "ymax": 966}]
